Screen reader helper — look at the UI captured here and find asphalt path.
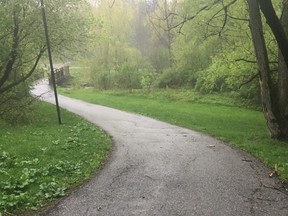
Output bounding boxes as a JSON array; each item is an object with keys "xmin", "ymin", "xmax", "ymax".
[{"xmin": 31, "ymin": 80, "xmax": 288, "ymax": 216}]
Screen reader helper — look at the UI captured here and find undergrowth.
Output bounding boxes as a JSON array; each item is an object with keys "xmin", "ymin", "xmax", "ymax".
[{"xmin": 0, "ymin": 101, "xmax": 111, "ymax": 215}]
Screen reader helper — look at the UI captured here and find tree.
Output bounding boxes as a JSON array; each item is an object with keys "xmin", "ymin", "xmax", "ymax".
[
  {"xmin": 0, "ymin": 0, "xmax": 91, "ymax": 124},
  {"xmin": 89, "ymin": 0, "xmax": 152, "ymax": 90},
  {"xmin": 278, "ymin": 0, "xmax": 288, "ymax": 117},
  {"xmin": 147, "ymin": 0, "xmax": 179, "ymax": 68},
  {"xmin": 170, "ymin": 0, "xmax": 288, "ymax": 139},
  {"xmin": 0, "ymin": 1, "xmax": 45, "ymax": 94},
  {"xmin": 0, "ymin": 0, "xmax": 91, "ymax": 94},
  {"xmin": 247, "ymin": 0, "xmax": 288, "ymax": 139}
]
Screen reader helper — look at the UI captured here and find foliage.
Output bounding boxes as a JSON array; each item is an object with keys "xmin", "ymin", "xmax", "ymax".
[
  {"xmin": 154, "ymin": 68, "xmax": 183, "ymax": 88},
  {"xmin": 0, "ymin": 102, "xmax": 111, "ymax": 214},
  {"xmin": 82, "ymin": 0, "xmax": 264, "ymax": 101},
  {"xmin": 0, "ymin": 86, "xmax": 34, "ymax": 125},
  {"xmin": 80, "ymin": 0, "xmax": 285, "ymax": 114},
  {"xmin": 141, "ymin": 72, "xmax": 156, "ymax": 89},
  {"xmin": 0, "ymin": 0, "xmax": 91, "ymax": 94},
  {"xmin": 0, "ymin": 0, "xmax": 92, "ymax": 125}
]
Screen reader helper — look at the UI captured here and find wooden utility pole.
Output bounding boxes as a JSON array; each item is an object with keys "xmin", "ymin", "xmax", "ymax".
[{"xmin": 40, "ymin": 0, "xmax": 62, "ymax": 124}]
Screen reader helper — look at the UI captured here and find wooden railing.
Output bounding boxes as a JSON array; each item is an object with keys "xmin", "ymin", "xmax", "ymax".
[{"xmin": 48, "ymin": 65, "xmax": 70, "ymax": 86}]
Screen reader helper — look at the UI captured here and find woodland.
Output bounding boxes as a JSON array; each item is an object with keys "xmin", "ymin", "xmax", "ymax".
[
  {"xmin": 1, "ymin": 0, "xmax": 288, "ymax": 139},
  {"xmin": 1, "ymin": 0, "xmax": 288, "ymax": 213}
]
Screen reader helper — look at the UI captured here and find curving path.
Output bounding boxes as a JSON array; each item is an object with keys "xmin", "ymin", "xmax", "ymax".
[{"xmin": 31, "ymin": 80, "xmax": 288, "ymax": 216}]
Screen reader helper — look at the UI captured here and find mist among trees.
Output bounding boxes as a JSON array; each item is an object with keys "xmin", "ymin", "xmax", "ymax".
[{"xmin": 1, "ymin": 0, "xmax": 288, "ymax": 139}]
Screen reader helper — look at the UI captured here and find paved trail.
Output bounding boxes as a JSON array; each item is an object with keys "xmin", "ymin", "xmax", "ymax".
[{"xmin": 32, "ymin": 80, "xmax": 288, "ymax": 216}]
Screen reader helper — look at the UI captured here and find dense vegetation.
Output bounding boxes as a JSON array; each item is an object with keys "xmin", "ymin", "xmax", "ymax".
[
  {"xmin": 0, "ymin": 0, "xmax": 91, "ymax": 125},
  {"xmin": 68, "ymin": 0, "xmax": 288, "ymax": 139},
  {"xmin": 1, "ymin": 1, "xmax": 288, "ymax": 136},
  {"xmin": 0, "ymin": 101, "xmax": 111, "ymax": 215},
  {"xmin": 82, "ymin": 1, "xmax": 278, "ymax": 93},
  {"xmin": 1, "ymin": 0, "xmax": 288, "ymax": 213}
]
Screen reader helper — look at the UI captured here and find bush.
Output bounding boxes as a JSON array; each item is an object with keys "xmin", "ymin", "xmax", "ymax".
[
  {"xmin": 0, "ymin": 84, "xmax": 35, "ymax": 125},
  {"xmin": 154, "ymin": 68, "xmax": 183, "ymax": 88},
  {"xmin": 141, "ymin": 72, "xmax": 156, "ymax": 89},
  {"xmin": 114, "ymin": 62, "xmax": 142, "ymax": 90}
]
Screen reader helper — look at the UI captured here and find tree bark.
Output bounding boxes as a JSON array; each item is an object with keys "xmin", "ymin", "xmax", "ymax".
[
  {"xmin": 259, "ymin": 0, "xmax": 288, "ymax": 70},
  {"xmin": 0, "ymin": 48, "xmax": 44, "ymax": 94},
  {"xmin": 163, "ymin": 0, "xmax": 173, "ymax": 67},
  {"xmin": 277, "ymin": 0, "xmax": 288, "ymax": 136},
  {"xmin": 278, "ymin": 0, "xmax": 288, "ymax": 112},
  {"xmin": 247, "ymin": 0, "xmax": 283, "ymax": 138},
  {"xmin": 0, "ymin": 8, "xmax": 19, "ymax": 89}
]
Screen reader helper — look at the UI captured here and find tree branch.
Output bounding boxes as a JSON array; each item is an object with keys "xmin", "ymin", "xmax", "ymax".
[
  {"xmin": 259, "ymin": 0, "xmax": 288, "ymax": 69},
  {"xmin": 206, "ymin": 0, "xmax": 238, "ymax": 37},
  {"xmin": 0, "ymin": 47, "xmax": 45, "ymax": 94},
  {"xmin": 235, "ymin": 58, "xmax": 278, "ymax": 64},
  {"xmin": 169, "ymin": 0, "xmax": 239, "ymax": 36},
  {"xmin": 0, "ymin": 8, "xmax": 20, "ymax": 88},
  {"xmin": 235, "ymin": 58, "xmax": 257, "ymax": 63},
  {"xmin": 239, "ymin": 73, "xmax": 258, "ymax": 89},
  {"xmin": 109, "ymin": 0, "xmax": 116, "ymax": 8},
  {"xmin": 227, "ymin": 14, "xmax": 249, "ymax": 22}
]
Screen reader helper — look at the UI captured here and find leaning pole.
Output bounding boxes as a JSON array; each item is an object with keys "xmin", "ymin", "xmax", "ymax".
[{"xmin": 40, "ymin": 0, "xmax": 62, "ymax": 124}]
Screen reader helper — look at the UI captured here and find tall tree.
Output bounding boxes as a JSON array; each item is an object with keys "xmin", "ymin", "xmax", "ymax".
[
  {"xmin": 247, "ymin": 0, "xmax": 288, "ymax": 139},
  {"xmin": 148, "ymin": 0, "xmax": 179, "ymax": 68},
  {"xmin": 0, "ymin": 0, "xmax": 91, "ymax": 94},
  {"xmin": 278, "ymin": 0, "xmax": 288, "ymax": 127},
  {"xmin": 170, "ymin": 0, "xmax": 288, "ymax": 139}
]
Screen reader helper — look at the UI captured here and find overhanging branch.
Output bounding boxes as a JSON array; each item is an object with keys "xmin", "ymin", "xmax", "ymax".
[{"xmin": 0, "ymin": 47, "xmax": 45, "ymax": 94}]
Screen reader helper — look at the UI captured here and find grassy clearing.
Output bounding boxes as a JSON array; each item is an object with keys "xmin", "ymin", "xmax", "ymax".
[
  {"xmin": 59, "ymin": 88, "xmax": 288, "ymax": 181},
  {"xmin": 0, "ymin": 101, "xmax": 111, "ymax": 215}
]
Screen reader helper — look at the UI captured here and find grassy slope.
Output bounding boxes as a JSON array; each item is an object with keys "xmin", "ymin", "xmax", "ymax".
[
  {"xmin": 0, "ymin": 101, "xmax": 111, "ymax": 214},
  {"xmin": 59, "ymin": 88, "xmax": 288, "ymax": 181}
]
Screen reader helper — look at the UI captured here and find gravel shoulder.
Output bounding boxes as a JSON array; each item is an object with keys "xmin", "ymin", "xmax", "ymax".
[{"xmin": 31, "ymin": 80, "xmax": 288, "ymax": 216}]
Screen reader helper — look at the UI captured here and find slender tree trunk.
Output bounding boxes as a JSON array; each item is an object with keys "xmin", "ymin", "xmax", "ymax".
[
  {"xmin": 247, "ymin": 0, "xmax": 284, "ymax": 139},
  {"xmin": 163, "ymin": 0, "xmax": 173, "ymax": 67}
]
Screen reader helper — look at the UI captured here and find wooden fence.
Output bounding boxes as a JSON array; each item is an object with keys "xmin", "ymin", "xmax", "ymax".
[{"xmin": 48, "ymin": 64, "xmax": 70, "ymax": 86}]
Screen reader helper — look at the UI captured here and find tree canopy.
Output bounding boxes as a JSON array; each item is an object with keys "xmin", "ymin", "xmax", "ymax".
[
  {"xmin": 0, "ymin": 0, "xmax": 91, "ymax": 94},
  {"xmin": 1, "ymin": 0, "xmax": 288, "ymax": 139}
]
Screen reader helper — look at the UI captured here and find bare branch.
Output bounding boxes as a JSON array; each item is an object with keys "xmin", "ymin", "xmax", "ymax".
[
  {"xmin": 235, "ymin": 58, "xmax": 278, "ymax": 64},
  {"xmin": 169, "ymin": 4, "xmax": 211, "ymax": 30},
  {"xmin": 219, "ymin": 1, "xmax": 228, "ymax": 37},
  {"xmin": 235, "ymin": 58, "xmax": 256, "ymax": 63},
  {"xmin": 207, "ymin": 0, "xmax": 238, "ymax": 37},
  {"xmin": 239, "ymin": 73, "xmax": 258, "ymax": 89},
  {"xmin": 170, "ymin": 0, "xmax": 238, "ymax": 36},
  {"xmin": 109, "ymin": 0, "xmax": 116, "ymax": 8},
  {"xmin": 227, "ymin": 14, "xmax": 249, "ymax": 22}
]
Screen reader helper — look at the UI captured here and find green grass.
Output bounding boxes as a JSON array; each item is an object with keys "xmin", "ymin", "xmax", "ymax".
[
  {"xmin": 59, "ymin": 88, "xmax": 288, "ymax": 181},
  {"xmin": 0, "ymin": 101, "xmax": 111, "ymax": 215}
]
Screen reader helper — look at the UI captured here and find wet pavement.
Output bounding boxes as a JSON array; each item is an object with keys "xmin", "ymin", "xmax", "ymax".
[{"xmin": 31, "ymin": 80, "xmax": 288, "ymax": 216}]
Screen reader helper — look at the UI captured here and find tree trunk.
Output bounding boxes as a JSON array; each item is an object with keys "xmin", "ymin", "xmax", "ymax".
[
  {"xmin": 259, "ymin": 0, "xmax": 288, "ymax": 69},
  {"xmin": 247, "ymin": 0, "xmax": 285, "ymax": 139},
  {"xmin": 277, "ymin": 0, "xmax": 288, "ymax": 137},
  {"xmin": 163, "ymin": 0, "xmax": 173, "ymax": 67}
]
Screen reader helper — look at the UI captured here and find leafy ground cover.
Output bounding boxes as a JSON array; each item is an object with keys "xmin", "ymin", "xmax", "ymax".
[
  {"xmin": 0, "ymin": 101, "xmax": 111, "ymax": 215},
  {"xmin": 59, "ymin": 88, "xmax": 288, "ymax": 181}
]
